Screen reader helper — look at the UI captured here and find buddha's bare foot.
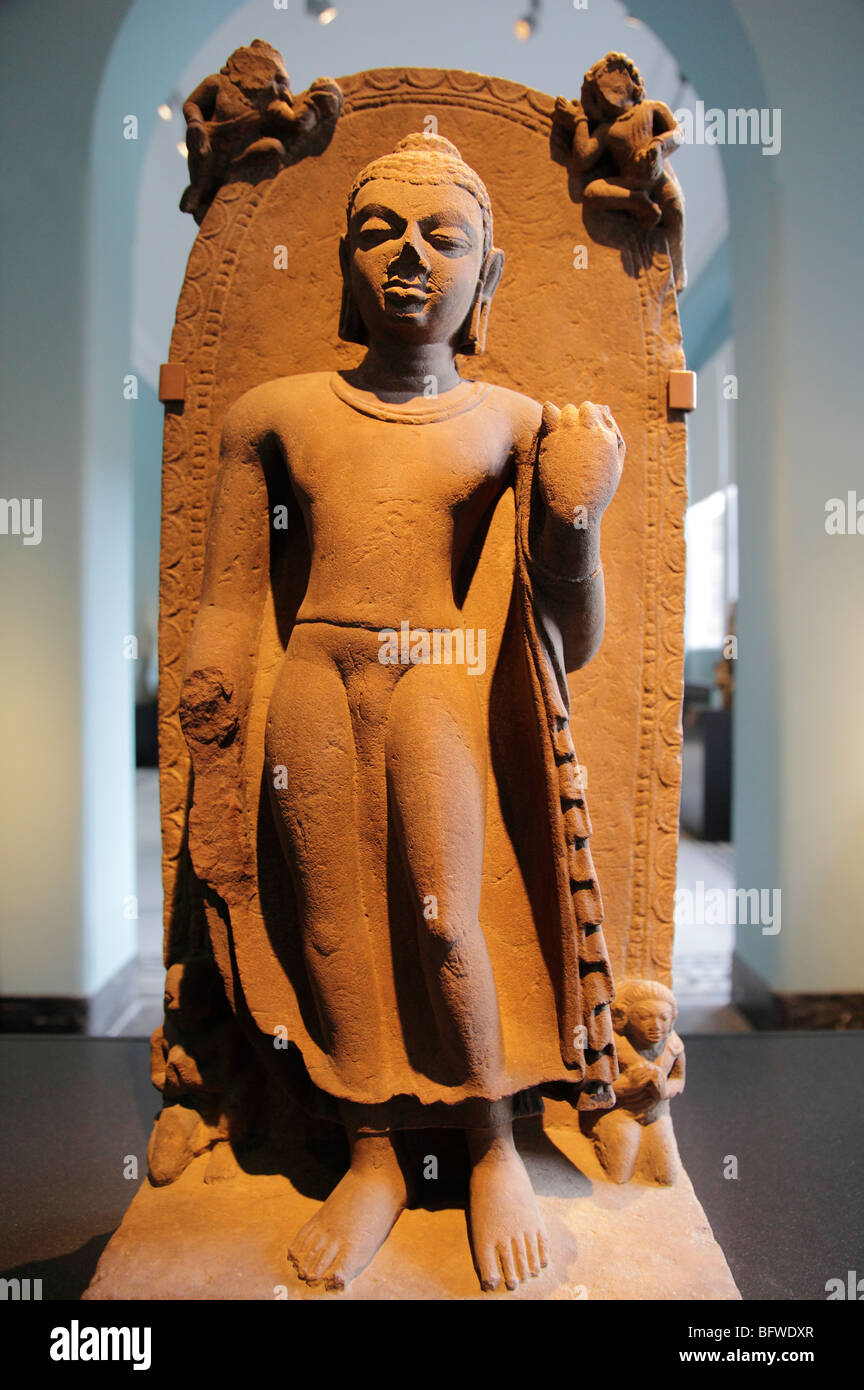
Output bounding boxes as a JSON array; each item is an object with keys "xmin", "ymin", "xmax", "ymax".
[
  {"xmin": 467, "ymin": 1126, "xmax": 550, "ymax": 1292},
  {"xmin": 288, "ymin": 1134, "xmax": 407, "ymax": 1291}
]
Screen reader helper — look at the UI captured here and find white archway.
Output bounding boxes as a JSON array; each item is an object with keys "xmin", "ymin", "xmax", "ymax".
[{"xmin": 7, "ymin": 0, "xmax": 860, "ymax": 1025}]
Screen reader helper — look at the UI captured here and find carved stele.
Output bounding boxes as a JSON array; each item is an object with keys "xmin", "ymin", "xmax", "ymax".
[
  {"xmin": 80, "ymin": 61, "xmax": 740, "ymax": 1307},
  {"xmin": 154, "ymin": 65, "xmax": 686, "ymax": 1189}
]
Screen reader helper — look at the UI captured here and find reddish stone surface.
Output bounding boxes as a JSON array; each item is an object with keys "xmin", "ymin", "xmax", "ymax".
[{"xmin": 109, "ymin": 58, "xmax": 693, "ymax": 1297}]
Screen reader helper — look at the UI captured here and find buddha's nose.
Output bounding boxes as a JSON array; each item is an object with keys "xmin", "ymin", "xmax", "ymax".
[{"xmin": 390, "ymin": 228, "xmax": 429, "ymax": 275}]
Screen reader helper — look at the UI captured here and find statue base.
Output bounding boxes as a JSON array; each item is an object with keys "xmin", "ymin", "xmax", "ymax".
[{"xmin": 84, "ymin": 1113, "xmax": 739, "ymax": 1300}]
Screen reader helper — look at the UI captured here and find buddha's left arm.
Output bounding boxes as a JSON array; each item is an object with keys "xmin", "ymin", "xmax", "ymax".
[{"xmin": 528, "ymin": 400, "xmax": 624, "ymax": 669}]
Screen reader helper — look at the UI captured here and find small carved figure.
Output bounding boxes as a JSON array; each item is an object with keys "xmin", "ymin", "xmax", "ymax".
[
  {"xmin": 148, "ymin": 957, "xmax": 255, "ymax": 1185},
  {"xmin": 180, "ymin": 39, "xmax": 342, "ymax": 224},
  {"xmin": 581, "ymin": 978, "xmax": 685, "ymax": 1184},
  {"xmin": 555, "ymin": 51, "xmax": 686, "ymax": 290}
]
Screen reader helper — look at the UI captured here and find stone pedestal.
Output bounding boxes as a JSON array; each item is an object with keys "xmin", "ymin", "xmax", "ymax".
[{"xmin": 84, "ymin": 1119, "xmax": 739, "ymax": 1301}]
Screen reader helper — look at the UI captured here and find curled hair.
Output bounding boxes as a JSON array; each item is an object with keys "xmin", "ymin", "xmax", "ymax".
[
  {"xmin": 347, "ymin": 133, "xmax": 494, "ymax": 258},
  {"xmin": 580, "ymin": 51, "xmax": 645, "ymax": 123},
  {"xmin": 611, "ymin": 977, "xmax": 677, "ymax": 1031}
]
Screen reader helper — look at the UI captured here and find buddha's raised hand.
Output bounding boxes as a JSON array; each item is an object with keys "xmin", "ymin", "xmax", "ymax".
[{"xmin": 537, "ymin": 400, "xmax": 625, "ymax": 532}]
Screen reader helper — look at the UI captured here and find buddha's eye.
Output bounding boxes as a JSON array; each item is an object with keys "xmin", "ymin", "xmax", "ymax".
[
  {"xmin": 427, "ymin": 227, "xmax": 472, "ymax": 255},
  {"xmin": 356, "ymin": 218, "xmax": 399, "ymax": 247}
]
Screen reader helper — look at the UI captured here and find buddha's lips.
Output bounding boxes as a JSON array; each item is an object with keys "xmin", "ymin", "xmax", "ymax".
[{"xmin": 384, "ymin": 281, "xmax": 429, "ymax": 303}]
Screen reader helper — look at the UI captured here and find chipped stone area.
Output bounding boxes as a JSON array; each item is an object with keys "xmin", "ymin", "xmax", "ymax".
[{"xmin": 85, "ymin": 1121, "xmax": 738, "ymax": 1301}]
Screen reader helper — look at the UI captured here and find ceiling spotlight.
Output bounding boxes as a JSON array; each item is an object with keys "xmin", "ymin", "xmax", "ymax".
[
  {"xmin": 624, "ymin": 12, "xmax": 644, "ymax": 26},
  {"xmin": 514, "ymin": 0, "xmax": 541, "ymax": 40},
  {"xmin": 177, "ymin": 141, "xmax": 188, "ymax": 159},
  {"xmin": 158, "ymin": 93, "xmax": 184, "ymax": 122},
  {"xmin": 306, "ymin": 0, "xmax": 338, "ymax": 22}
]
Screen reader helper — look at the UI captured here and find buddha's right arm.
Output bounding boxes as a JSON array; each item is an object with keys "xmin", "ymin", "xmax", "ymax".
[{"xmin": 180, "ymin": 395, "xmax": 272, "ymax": 747}]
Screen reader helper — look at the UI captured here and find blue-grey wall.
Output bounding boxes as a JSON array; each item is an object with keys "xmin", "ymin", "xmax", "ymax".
[{"xmin": 2, "ymin": 0, "xmax": 861, "ymax": 1005}]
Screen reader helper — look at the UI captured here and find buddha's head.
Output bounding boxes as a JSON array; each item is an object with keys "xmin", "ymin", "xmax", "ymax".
[
  {"xmin": 611, "ymin": 979, "xmax": 677, "ymax": 1051},
  {"xmin": 339, "ymin": 133, "xmax": 504, "ymax": 355}
]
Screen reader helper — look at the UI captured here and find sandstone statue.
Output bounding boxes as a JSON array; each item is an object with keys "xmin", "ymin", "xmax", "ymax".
[
  {"xmin": 179, "ymin": 132, "xmax": 623, "ymax": 1292},
  {"xmin": 87, "ymin": 52, "xmax": 712, "ymax": 1302}
]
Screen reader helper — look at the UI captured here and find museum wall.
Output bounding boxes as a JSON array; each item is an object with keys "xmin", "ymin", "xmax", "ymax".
[
  {"xmin": 0, "ymin": 0, "xmax": 127, "ymax": 999},
  {"xmin": 0, "ymin": 0, "xmax": 238, "ymax": 1005},
  {"xmin": 1, "ymin": 0, "xmax": 861, "ymax": 1017},
  {"xmin": 729, "ymin": 0, "xmax": 864, "ymax": 996}
]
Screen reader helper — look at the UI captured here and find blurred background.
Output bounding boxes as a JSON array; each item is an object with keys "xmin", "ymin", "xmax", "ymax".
[{"xmin": 2, "ymin": 0, "xmax": 862, "ymax": 1040}]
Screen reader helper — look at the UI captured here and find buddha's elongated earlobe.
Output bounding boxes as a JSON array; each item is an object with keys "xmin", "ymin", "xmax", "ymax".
[
  {"xmin": 338, "ymin": 234, "xmax": 368, "ymax": 345},
  {"xmin": 457, "ymin": 247, "xmax": 505, "ymax": 355}
]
